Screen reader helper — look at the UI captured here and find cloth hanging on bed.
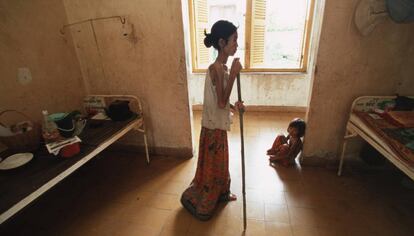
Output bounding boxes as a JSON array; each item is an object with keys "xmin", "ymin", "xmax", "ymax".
[{"xmin": 386, "ymin": 0, "xmax": 414, "ymax": 23}]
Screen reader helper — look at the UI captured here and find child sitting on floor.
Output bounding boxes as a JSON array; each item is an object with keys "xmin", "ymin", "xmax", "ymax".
[{"xmin": 266, "ymin": 118, "xmax": 306, "ymax": 167}]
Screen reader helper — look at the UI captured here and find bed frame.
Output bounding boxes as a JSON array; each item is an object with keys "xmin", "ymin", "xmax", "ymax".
[
  {"xmin": 0, "ymin": 94, "xmax": 149, "ymax": 224},
  {"xmin": 337, "ymin": 96, "xmax": 414, "ymax": 180}
]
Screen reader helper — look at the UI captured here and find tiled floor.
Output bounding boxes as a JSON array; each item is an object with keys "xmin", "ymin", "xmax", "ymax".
[{"xmin": 1, "ymin": 111, "xmax": 414, "ymax": 236}]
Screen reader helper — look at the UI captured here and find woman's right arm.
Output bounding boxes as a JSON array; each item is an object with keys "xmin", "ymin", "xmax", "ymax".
[{"xmin": 213, "ymin": 59, "xmax": 242, "ymax": 108}]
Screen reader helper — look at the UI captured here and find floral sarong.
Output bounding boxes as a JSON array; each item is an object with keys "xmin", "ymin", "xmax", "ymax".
[{"xmin": 181, "ymin": 127, "xmax": 230, "ymax": 220}]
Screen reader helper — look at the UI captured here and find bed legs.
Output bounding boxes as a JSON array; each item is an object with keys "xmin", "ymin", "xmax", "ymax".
[{"xmin": 338, "ymin": 127, "xmax": 358, "ymax": 176}]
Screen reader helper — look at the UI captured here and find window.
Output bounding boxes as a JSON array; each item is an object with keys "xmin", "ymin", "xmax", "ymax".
[{"xmin": 188, "ymin": 0, "xmax": 315, "ymax": 72}]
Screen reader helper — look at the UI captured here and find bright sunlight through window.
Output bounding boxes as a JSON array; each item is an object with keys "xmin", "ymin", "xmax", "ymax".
[{"xmin": 188, "ymin": 0, "xmax": 314, "ymax": 72}]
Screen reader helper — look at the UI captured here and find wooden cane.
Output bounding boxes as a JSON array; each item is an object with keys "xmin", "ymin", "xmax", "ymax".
[{"xmin": 236, "ymin": 73, "xmax": 247, "ymax": 230}]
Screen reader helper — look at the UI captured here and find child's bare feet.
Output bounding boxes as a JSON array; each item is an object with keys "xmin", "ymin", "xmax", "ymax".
[
  {"xmin": 266, "ymin": 149, "xmax": 273, "ymax": 155},
  {"xmin": 268, "ymin": 155, "xmax": 278, "ymax": 162},
  {"xmin": 269, "ymin": 158, "xmax": 293, "ymax": 168}
]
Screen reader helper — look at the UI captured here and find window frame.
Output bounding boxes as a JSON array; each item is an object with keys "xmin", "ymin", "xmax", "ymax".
[{"xmin": 188, "ymin": 0, "xmax": 315, "ymax": 73}]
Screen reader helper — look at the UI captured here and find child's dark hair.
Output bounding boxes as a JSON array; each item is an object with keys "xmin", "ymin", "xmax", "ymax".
[
  {"xmin": 289, "ymin": 118, "xmax": 306, "ymax": 138},
  {"xmin": 204, "ymin": 20, "xmax": 237, "ymax": 50}
]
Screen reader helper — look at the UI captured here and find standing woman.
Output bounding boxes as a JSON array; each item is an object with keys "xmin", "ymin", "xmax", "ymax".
[{"xmin": 181, "ymin": 20, "xmax": 244, "ymax": 221}]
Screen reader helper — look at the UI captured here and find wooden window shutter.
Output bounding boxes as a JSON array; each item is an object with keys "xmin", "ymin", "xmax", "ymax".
[
  {"xmin": 194, "ymin": 0, "xmax": 209, "ymax": 68},
  {"xmin": 250, "ymin": 0, "xmax": 266, "ymax": 67}
]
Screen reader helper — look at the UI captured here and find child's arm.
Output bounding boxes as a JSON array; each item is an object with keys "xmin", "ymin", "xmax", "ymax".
[
  {"xmin": 267, "ymin": 134, "xmax": 288, "ymax": 155},
  {"xmin": 287, "ymin": 138, "xmax": 303, "ymax": 160}
]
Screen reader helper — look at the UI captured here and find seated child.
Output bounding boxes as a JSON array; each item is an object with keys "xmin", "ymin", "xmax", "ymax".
[{"xmin": 266, "ymin": 118, "xmax": 306, "ymax": 167}]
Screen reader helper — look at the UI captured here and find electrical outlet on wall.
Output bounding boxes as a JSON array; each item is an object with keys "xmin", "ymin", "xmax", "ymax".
[{"xmin": 17, "ymin": 67, "xmax": 32, "ymax": 85}]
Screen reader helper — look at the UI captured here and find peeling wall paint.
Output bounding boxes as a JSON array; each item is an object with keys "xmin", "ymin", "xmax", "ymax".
[
  {"xmin": 0, "ymin": 1, "xmax": 84, "ymax": 123},
  {"xmin": 303, "ymin": 0, "xmax": 414, "ymax": 159},
  {"xmin": 188, "ymin": 73, "xmax": 311, "ymax": 107},
  {"xmin": 62, "ymin": 0, "xmax": 192, "ymax": 154}
]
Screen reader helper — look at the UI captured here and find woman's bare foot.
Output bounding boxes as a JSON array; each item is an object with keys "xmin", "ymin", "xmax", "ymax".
[
  {"xmin": 219, "ymin": 192, "xmax": 238, "ymax": 202},
  {"xmin": 228, "ymin": 193, "xmax": 237, "ymax": 201}
]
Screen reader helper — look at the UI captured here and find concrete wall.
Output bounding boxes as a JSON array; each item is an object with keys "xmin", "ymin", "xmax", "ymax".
[
  {"xmin": 0, "ymin": 1, "xmax": 84, "ymax": 125},
  {"xmin": 303, "ymin": 0, "xmax": 414, "ymax": 160},
  {"xmin": 397, "ymin": 41, "xmax": 414, "ymax": 95},
  {"xmin": 188, "ymin": 73, "xmax": 311, "ymax": 108},
  {"xmin": 62, "ymin": 0, "xmax": 192, "ymax": 156},
  {"xmin": 2, "ymin": 0, "xmax": 412, "ymax": 160}
]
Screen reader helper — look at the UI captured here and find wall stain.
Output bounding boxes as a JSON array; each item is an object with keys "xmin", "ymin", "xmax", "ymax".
[{"xmin": 125, "ymin": 23, "xmax": 138, "ymax": 45}]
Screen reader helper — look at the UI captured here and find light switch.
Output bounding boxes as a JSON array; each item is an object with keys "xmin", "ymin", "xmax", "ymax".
[{"xmin": 17, "ymin": 67, "xmax": 32, "ymax": 85}]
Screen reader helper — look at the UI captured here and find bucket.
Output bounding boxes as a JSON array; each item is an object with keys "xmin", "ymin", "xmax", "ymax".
[{"xmin": 49, "ymin": 111, "xmax": 86, "ymax": 138}]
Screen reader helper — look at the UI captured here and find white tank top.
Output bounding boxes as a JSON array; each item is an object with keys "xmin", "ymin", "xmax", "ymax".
[{"xmin": 201, "ymin": 67, "xmax": 231, "ymax": 131}]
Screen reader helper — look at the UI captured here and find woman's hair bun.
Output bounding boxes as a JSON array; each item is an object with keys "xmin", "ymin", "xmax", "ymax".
[{"xmin": 204, "ymin": 30, "xmax": 213, "ymax": 48}]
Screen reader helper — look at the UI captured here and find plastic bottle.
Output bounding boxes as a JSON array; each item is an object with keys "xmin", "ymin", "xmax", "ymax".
[{"xmin": 42, "ymin": 110, "xmax": 60, "ymax": 143}]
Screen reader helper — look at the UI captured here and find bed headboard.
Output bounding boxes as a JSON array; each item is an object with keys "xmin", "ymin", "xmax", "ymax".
[
  {"xmin": 352, "ymin": 96, "xmax": 414, "ymax": 112},
  {"xmin": 351, "ymin": 96, "xmax": 414, "ymax": 112},
  {"xmin": 352, "ymin": 96, "xmax": 396, "ymax": 112}
]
